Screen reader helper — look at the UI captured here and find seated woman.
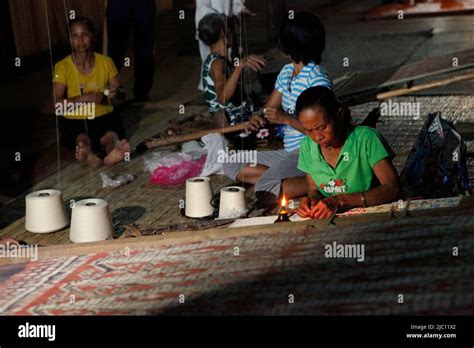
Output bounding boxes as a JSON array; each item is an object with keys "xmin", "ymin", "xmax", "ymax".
[
  {"xmin": 53, "ymin": 17, "xmax": 129, "ymax": 168},
  {"xmin": 198, "ymin": 13, "xmax": 266, "ymax": 127},
  {"xmin": 224, "ymin": 11, "xmax": 333, "ymax": 209},
  {"xmin": 295, "ymin": 86, "xmax": 400, "ymax": 219}
]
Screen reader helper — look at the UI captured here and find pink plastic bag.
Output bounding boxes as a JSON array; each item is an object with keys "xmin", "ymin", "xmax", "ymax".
[{"xmin": 150, "ymin": 155, "xmax": 207, "ymax": 186}]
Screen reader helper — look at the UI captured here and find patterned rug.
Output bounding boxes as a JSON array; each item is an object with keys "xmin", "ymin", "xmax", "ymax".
[{"xmin": 0, "ymin": 212, "xmax": 473, "ymax": 315}]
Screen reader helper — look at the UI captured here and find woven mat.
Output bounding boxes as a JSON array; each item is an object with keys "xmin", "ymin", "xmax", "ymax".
[{"xmin": 0, "ymin": 211, "xmax": 472, "ymax": 315}]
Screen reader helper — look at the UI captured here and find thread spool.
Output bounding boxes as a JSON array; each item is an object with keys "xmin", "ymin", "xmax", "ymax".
[
  {"xmin": 218, "ymin": 186, "xmax": 247, "ymax": 219},
  {"xmin": 70, "ymin": 198, "xmax": 113, "ymax": 243},
  {"xmin": 185, "ymin": 177, "xmax": 213, "ymax": 218},
  {"xmin": 25, "ymin": 189, "xmax": 68, "ymax": 233}
]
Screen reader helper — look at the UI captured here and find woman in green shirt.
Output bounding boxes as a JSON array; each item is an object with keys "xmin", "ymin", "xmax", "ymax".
[{"xmin": 296, "ymin": 86, "xmax": 400, "ymax": 219}]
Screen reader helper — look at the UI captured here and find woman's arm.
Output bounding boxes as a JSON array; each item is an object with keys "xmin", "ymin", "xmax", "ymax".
[
  {"xmin": 211, "ymin": 56, "xmax": 265, "ymax": 105},
  {"xmin": 211, "ymin": 59, "xmax": 242, "ymax": 105},
  {"xmin": 339, "ymin": 158, "xmax": 400, "ymax": 208},
  {"xmin": 309, "ymin": 159, "xmax": 400, "ymax": 219},
  {"xmin": 232, "ymin": 0, "xmax": 247, "ymax": 15},
  {"xmin": 263, "ymin": 89, "xmax": 306, "ymax": 133},
  {"xmin": 52, "ymin": 82, "xmax": 104, "ymax": 109},
  {"xmin": 52, "ymin": 82, "xmax": 67, "ymax": 108},
  {"xmin": 108, "ymin": 75, "xmax": 127, "ymax": 101},
  {"xmin": 264, "ymin": 88, "xmax": 282, "ymax": 109}
]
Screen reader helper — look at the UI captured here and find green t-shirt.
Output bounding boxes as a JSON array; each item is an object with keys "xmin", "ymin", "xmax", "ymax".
[{"xmin": 297, "ymin": 126, "xmax": 392, "ymax": 198}]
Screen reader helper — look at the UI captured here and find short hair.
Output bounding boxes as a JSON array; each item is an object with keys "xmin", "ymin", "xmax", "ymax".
[
  {"xmin": 279, "ymin": 11, "xmax": 326, "ymax": 65},
  {"xmin": 67, "ymin": 16, "xmax": 97, "ymax": 36},
  {"xmin": 198, "ymin": 13, "xmax": 227, "ymax": 46},
  {"xmin": 296, "ymin": 86, "xmax": 352, "ymax": 142}
]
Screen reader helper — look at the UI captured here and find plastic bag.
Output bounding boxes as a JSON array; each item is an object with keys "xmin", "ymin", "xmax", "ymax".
[
  {"xmin": 181, "ymin": 140, "xmax": 206, "ymax": 159},
  {"xmin": 100, "ymin": 172, "xmax": 135, "ymax": 188},
  {"xmin": 145, "ymin": 151, "xmax": 207, "ymax": 186},
  {"xmin": 200, "ymin": 133, "xmax": 229, "ymax": 177},
  {"xmin": 144, "ymin": 133, "xmax": 227, "ymax": 185}
]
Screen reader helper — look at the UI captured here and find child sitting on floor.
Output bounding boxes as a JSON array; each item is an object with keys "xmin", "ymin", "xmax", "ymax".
[
  {"xmin": 53, "ymin": 17, "xmax": 129, "ymax": 168},
  {"xmin": 198, "ymin": 13, "xmax": 266, "ymax": 127}
]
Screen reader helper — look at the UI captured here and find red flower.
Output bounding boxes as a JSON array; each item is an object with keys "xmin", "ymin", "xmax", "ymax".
[
  {"xmin": 334, "ymin": 179, "xmax": 344, "ymax": 187},
  {"xmin": 320, "ymin": 183, "xmax": 325, "ymax": 189}
]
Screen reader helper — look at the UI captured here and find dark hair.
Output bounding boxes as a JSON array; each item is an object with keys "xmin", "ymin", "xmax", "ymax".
[
  {"xmin": 279, "ymin": 11, "xmax": 326, "ymax": 64},
  {"xmin": 198, "ymin": 13, "xmax": 227, "ymax": 46},
  {"xmin": 67, "ymin": 16, "xmax": 96, "ymax": 37},
  {"xmin": 296, "ymin": 86, "xmax": 352, "ymax": 142}
]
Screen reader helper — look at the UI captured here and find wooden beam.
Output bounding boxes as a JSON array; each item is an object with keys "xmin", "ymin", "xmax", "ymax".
[
  {"xmin": 455, "ymin": 122, "xmax": 474, "ymax": 140},
  {"xmin": 2, "ymin": 196, "xmax": 473, "ymax": 265},
  {"xmin": 139, "ymin": 122, "xmax": 250, "ymax": 152},
  {"xmin": 376, "ymin": 72, "xmax": 474, "ymax": 100}
]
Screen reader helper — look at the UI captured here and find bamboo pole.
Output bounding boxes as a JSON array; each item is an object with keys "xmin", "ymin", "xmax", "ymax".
[
  {"xmin": 376, "ymin": 72, "xmax": 474, "ymax": 100},
  {"xmin": 137, "ymin": 122, "xmax": 250, "ymax": 152}
]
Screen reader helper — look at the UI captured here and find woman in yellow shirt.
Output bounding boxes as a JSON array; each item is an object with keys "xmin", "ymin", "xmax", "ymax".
[{"xmin": 53, "ymin": 17, "xmax": 129, "ymax": 167}]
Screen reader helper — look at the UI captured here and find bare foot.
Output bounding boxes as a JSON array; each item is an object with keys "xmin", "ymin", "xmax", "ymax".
[
  {"xmin": 0, "ymin": 238, "xmax": 19, "ymax": 247},
  {"xmin": 75, "ymin": 141, "xmax": 103, "ymax": 168},
  {"xmin": 75, "ymin": 141, "xmax": 89, "ymax": 163},
  {"xmin": 104, "ymin": 139, "xmax": 130, "ymax": 166}
]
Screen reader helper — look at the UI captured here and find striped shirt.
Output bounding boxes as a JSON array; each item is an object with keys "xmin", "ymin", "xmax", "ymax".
[{"xmin": 275, "ymin": 61, "xmax": 333, "ymax": 152}]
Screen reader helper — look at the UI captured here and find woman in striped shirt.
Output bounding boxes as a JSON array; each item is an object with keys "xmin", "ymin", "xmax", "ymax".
[{"xmin": 223, "ymin": 11, "xmax": 333, "ymax": 209}]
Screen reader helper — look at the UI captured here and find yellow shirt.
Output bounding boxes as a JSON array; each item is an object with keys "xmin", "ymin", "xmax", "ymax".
[{"xmin": 53, "ymin": 53, "xmax": 118, "ymax": 119}]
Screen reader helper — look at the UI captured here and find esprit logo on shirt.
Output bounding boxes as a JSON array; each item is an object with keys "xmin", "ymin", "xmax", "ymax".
[{"xmin": 320, "ymin": 179, "xmax": 347, "ymax": 194}]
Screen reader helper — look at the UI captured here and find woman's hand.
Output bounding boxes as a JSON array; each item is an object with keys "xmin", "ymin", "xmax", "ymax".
[
  {"xmin": 310, "ymin": 196, "xmax": 341, "ymax": 219},
  {"xmin": 108, "ymin": 86, "xmax": 127, "ymax": 101},
  {"xmin": 81, "ymin": 92, "xmax": 104, "ymax": 104},
  {"xmin": 240, "ymin": 7, "xmax": 256, "ymax": 16},
  {"xmin": 108, "ymin": 87, "xmax": 117, "ymax": 99},
  {"xmin": 264, "ymin": 107, "xmax": 289, "ymax": 125},
  {"xmin": 247, "ymin": 114, "xmax": 266, "ymax": 131},
  {"xmin": 296, "ymin": 196, "xmax": 319, "ymax": 218},
  {"xmin": 241, "ymin": 55, "xmax": 266, "ymax": 72}
]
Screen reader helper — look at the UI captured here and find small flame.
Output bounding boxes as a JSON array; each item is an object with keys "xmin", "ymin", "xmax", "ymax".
[{"xmin": 280, "ymin": 194, "xmax": 287, "ymax": 207}]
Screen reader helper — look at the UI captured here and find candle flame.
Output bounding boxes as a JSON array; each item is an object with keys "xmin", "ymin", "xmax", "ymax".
[{"xmin": 280, "ymin": 194, "xmax": 287, "ymax": 207}]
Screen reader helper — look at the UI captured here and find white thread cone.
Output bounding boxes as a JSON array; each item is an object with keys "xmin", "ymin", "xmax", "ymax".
[
  {"xmin": 218, "ymin": 186, "xmax": 247, "ymax": 219},
  {"xmin": 70, "ymin": 198, "xmax": 113, "ymax": 243},
  {"xmin": 185, "ymin": 177, "xmax": 213, "ymax": 218},
  {"xmin": 25, "ymin": 189, "xmax": 68, "ymax": 233}
]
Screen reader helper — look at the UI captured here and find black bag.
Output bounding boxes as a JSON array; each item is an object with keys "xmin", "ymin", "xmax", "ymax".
[{"xmin": 400, "ymin": 112, "xmax": 470, "ymax": 198}]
